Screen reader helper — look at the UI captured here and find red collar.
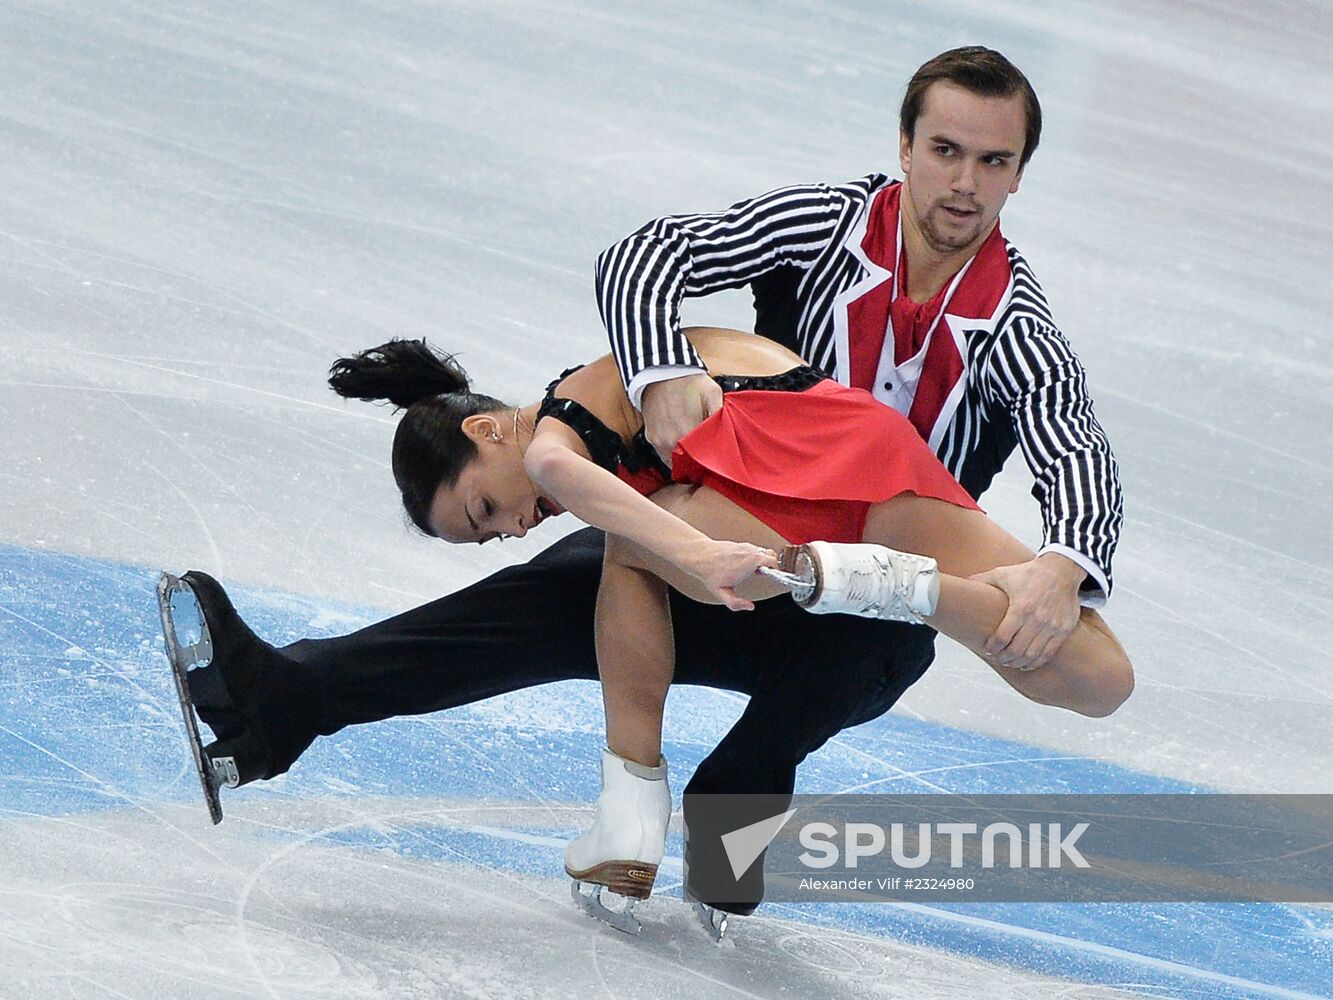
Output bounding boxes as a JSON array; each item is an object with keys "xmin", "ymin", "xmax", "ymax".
[{"xmin": 845, "ymin": 181, "xmax": 1012, "ymax": 445}]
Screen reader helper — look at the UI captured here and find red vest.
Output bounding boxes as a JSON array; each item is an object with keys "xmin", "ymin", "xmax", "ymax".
[{"xmin": 844, "ymin": 182, "xmax": 1012, "ymax": 446}]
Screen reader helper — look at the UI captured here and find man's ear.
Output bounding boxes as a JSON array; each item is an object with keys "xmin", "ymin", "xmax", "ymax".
[
  {"xmin": 899, "ymin": 129, "xmax": 913, "ymax": 176},
  {"xmin": 1009, "ymin": 165, "xmax": 1024, "ymax": 195}
]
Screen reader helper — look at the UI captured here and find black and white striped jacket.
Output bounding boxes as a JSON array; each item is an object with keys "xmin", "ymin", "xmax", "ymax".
[{"xmin": 594, "ymin": 173, "xmax": 1122, "ymax": 602}]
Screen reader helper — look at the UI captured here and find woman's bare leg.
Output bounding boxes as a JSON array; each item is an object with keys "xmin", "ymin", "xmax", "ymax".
[
  {"xmin": 602, "ymin": 483, "xmax": 1131, "ymax": 767},
  {"xmin": 863, "ymin": 496, "xmax": 1134, "ymax": 717},
  {"xmin": 596, "ymin": 536, "xmax": 676, "ymax": 766},
  {"xmin": 619, "ymin": 484, "xmax": 793, "ymax": 605},
  {"xmin": 641, "ymin": 486, "xmax": 1133, "ymax": 717},
  {"xmin": 595, "ymin": 485, "xmax": 790, "ymax": 765}
]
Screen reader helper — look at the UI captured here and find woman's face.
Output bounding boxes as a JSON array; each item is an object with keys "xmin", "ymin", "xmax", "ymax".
[{"xmin": 426, "ymin": 412, "xmax": 559, "ymax": 544}]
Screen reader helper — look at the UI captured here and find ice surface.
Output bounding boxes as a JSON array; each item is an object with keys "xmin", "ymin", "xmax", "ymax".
[{"xmin": 1, "ymin": 0, "xmax": 1330, "ymax": 996}]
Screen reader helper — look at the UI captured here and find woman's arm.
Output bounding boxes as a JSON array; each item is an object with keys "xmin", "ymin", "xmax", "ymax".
[{"xmin": 524, "ymin": 424, "xmax": 776, "ymax": 610}]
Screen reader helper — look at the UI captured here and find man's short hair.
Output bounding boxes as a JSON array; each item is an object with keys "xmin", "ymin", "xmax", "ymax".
[{"xmin": 900, "ymin": 47, "xmax": 1043, "ymax": 170}]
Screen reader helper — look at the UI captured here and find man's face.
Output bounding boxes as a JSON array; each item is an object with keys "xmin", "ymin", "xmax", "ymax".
[{"xmin": 899, "ymin": 81, "xmax": 1027, "ymax": 256}]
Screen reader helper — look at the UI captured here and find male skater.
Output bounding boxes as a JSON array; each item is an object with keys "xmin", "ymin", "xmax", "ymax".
[{"xmin": 582, "ymin": 45, "xmax": 1127, "ymax": 914}]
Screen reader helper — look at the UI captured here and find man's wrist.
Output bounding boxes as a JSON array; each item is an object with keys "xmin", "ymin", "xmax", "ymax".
[
  {"xmin": 1035, "ymin": 551, "xmax": 1090, "ymax": 588},
  {"xmin": 626, "ymin": 365, "xmax": 709, "ymax": 411},
  {"xmin": 1035, "ymin": 544, "xmax": 1109, "ymax": 607}
]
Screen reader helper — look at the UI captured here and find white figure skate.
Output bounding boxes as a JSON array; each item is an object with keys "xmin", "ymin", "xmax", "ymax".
[
  {"xmin": 565, "ymin": 749, "xmax": 670, "ymax": 935},
  {"xmin": 762, "ymin": 541, "xmax": 940, "ymax": 623}
]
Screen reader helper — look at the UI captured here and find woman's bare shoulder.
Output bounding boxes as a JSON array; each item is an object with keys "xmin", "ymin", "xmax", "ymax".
[
  {"xmin": 548, "ymin": 354, "xmax": 621, "ymax": 397},
  {"xmin": 541, "ymin": 355, "xmax": 638, "ymax": 436}
]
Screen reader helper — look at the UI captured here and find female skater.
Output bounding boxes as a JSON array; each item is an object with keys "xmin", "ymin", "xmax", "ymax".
[{"xmin": 329, "ymin": 328, "xmax": 1133, "ymax": 903}]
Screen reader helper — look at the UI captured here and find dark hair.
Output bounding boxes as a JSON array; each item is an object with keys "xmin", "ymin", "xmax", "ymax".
[
  {"xmin": 328, "ymin": 339, "xmax": 509, "ymax": 535},
  {"xmin": 900, "ymin": 46, "xmax": 1042, "ymax": 169}
]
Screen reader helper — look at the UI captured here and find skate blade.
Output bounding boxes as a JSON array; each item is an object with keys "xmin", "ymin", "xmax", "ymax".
[
  {"xmin": 767, "ymin": 546, "xmax": 819, "ymax": 606},
  {"xmin": 156, "ymin": 572, "xmax": 225, "ymax": 826},
  {"xmin": 570, "ymin": 880, "xmax": 642, "ymax": 936},
  {"xmin": 757, "ymin": 566, "xmax": 807, "ymax": 590},
  {"xmin": 689, "ymin": 898, "xmax": 729, "ymax": 943},
  {"xmin": 157, "ymin": 573, "xmax": 214, "ymax": 668}
]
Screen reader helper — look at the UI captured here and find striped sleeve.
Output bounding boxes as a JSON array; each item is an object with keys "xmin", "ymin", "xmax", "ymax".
[
  {"xmin": 983, "ymin": 315, "xmax": 1124, "ymax": 601},
  {"xmin": 594, "ymin": 182, "xmax": 853, "ymax": 405}
]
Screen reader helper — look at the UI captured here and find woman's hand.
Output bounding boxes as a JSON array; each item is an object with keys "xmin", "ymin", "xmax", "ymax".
[{"xmin": 686, "ymin": 539, "xmax": 780, "ymax": 611}]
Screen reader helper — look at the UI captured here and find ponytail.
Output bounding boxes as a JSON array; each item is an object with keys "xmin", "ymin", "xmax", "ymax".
[
  {"xmin": 329, "ymin": 339, "xmax": 510, "ymax": 536},
  {"xmin": 328, "ymin": 338, "xmax": 470, "ymax": 409}
]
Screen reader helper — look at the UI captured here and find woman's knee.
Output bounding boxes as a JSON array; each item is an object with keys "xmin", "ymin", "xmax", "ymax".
[
  {"xmin": 1003, "ymin": 642, "xmax": 1134, "ymax": 717},
  {"xmin": 1084, "ymin": 655, "xmax": 1134, "ymax": 717},
  {"xmin": 603, "ymin": 531, "xmax": 651, "ymax": 571},
  {"xmin": 602, "ymin": 531, "xmax": 630, "ymax": 566},
  {"xmin": 1078, "ymin": 613, "xmax": 1135, "ymax": 716},
  {"xmin": 1038, "ymin": 652, "xmax": 1134, "ymax": 718}
]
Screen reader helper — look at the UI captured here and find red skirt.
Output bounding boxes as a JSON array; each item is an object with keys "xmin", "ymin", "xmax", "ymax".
[{"xmin": 669, "ymin": 379, "xmax": 981, "ymax": 544}]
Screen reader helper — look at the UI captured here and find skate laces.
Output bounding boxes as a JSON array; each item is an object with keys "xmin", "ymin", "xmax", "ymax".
[{"xmin": 839, "ymin": 552, "xmax": 907, "ymax": 615}]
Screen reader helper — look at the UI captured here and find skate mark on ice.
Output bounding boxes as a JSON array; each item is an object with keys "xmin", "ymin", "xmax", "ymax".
[
  {"xmin": 0, "ymin": 578, "xmax": 233, "ymax": 860},
  {"xmin": 231, "ymin": 802, "xmax": 589, "ymax": 998},
  {"xmin": 29, "ymin": 344, "xmax": 381, "ymax": 421},
  {"xmin": 1126, "ymin": 501, "xmax": 1333, "ymax": 583},
  {"xmin": 0, "ymin": 719, "xmax": 228, "ymax": 869},
  {"xmin": 0, "ymin": 228, "xmax": 84, "ymax": 276},
  {"xmin": 105, "ymin": 388, "xmax": 274, "ymax": 548},
  {"xmin": 1100, "ymin": 385, "xmax": 1329, "ymax": 475},
  {"xmin": 1115, "ymin": 583, "xmax": 1332, "ymax": 705},
  {"xmin": 861, "ymin": 902, "xmax": 1327, "ymax": 1000},
  {"xmin": 833, "ymin": 755, "xmax": 1092, "ymax": 794}
]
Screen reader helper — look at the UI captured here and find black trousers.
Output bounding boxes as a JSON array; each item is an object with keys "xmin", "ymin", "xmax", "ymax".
[{"xmin": 262, "ymin": 527, "xmax": 936, "ymax": 908}]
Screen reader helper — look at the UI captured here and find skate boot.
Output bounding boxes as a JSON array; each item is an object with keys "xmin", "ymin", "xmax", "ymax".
[
  {"xmin": 681, "ymin": 827, "xmax": 733, "ymax": 942},
  {"xmin": 565, "ymin": 749, "xmax": 671, "ymax": 935},
  {"xmin": 767, "ymin": 541, "xmax": 939, "ymax": 623},
  {"xmin": 157, "ymin": 571, "xmax": 278, "ymax": 823},
  {"xmin": 679, "ymin": 801, "xmax": 776, "ymax": 942}
]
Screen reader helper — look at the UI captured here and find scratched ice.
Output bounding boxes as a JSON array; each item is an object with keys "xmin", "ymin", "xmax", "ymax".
[{"xmin": 0, "ymin": 1, "xmax": 1330, "ymax": 998}]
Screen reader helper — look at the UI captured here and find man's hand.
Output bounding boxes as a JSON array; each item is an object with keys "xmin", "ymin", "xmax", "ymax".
[
  {"xmin": 640, "ymin": 373, "xmax": 724, "ymax": 467},
  {"xmin": 971, "ymin": 553, "xmax": 1087, "ymax": 671}
]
